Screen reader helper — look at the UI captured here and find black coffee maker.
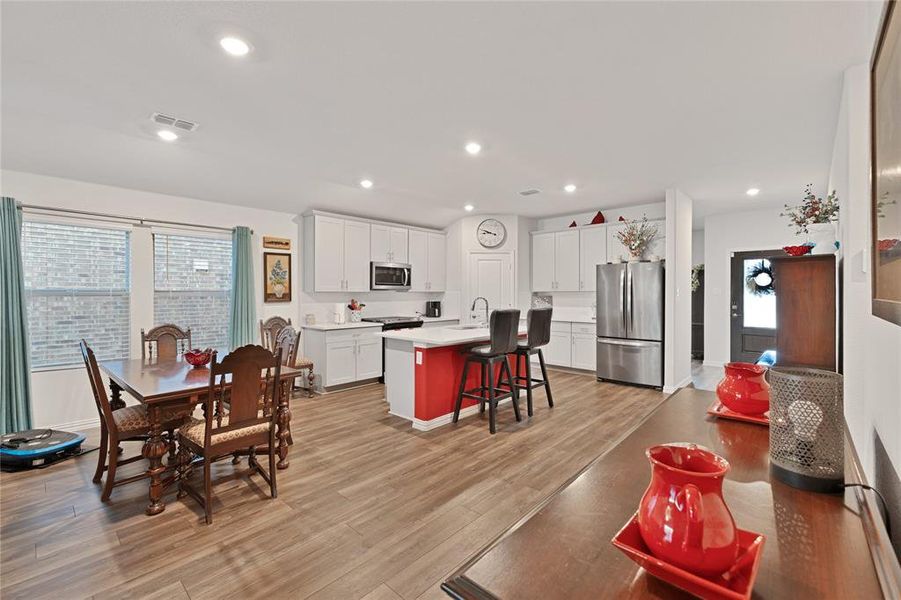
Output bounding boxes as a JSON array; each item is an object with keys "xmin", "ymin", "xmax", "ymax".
[{"xmin": 425, "ymin": 301, "xmax": 441, "ymax": 318}]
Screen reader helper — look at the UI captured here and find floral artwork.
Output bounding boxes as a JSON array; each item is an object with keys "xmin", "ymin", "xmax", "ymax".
[
  {"xmin": 615, "ymin": 215, "xmax": 659, "ymax": 260},
  {"xmin": 780, "ymin": 184, "xmax": 840, "ymax": 235},
  {"xmin": 264, "ymin": 252, "xmax": 291, "ymax": 303}
]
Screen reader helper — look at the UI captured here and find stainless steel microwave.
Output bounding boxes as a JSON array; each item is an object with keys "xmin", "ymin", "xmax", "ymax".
[{"xmin": 370, "ymin": 262, "xmax": 412, "ymax": 291}]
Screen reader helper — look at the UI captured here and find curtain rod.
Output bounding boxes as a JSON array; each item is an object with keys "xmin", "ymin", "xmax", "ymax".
[{"xmin": 20, "ymin": 204, "xmax": 243, "ymax": 234}]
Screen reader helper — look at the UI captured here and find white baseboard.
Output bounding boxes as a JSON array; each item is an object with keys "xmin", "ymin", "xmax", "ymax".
[
  {"xmin": 663, "ymin": 375, "xmax": 693, "ymax": 395},
  {"xmin": 45, "ymin": 416, "xmax": 100, "ymax": 432},
  {"xmin": 411, "ymin": 398, "xmax": 513, "ymax": 431}
]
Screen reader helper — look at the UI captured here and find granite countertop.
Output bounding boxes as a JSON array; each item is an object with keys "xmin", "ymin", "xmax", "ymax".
[
  {"xmin": 377, "ymin": 324, "xmax": 528, "ymax": 348},
  {"xmin": 300, "ymin": 315, "xmax": 460, "ymax": 331}
]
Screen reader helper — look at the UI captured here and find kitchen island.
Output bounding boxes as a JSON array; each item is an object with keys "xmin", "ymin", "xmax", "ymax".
[{"xmin": 377, "ymin": 324, "xmax": 527, "ymax": 430}]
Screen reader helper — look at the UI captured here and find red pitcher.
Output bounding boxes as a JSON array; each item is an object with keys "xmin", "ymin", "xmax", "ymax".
[
  {"xmin": 716, "ymin": 362, "xmax": 770, "ymax": 415},
  {"xmin": 638, "ymin": 444, "xmax": 739, "ymax": 577}
]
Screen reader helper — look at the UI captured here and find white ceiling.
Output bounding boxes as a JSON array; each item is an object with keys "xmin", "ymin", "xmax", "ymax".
[{"xmin": 0, "ymin": 1, "xmax": 875, "ymax": 228}]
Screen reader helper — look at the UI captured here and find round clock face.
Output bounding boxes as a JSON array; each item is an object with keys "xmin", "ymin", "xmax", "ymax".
[{"xmin": 477, "ymin": 218, "xmax": 506, "ymax": 248}]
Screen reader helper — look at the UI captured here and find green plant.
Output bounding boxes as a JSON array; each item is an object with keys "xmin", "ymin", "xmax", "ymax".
[
  {"xmin": 691, "ymin": 264, "xmax": 704, "ymax": 292},
  {"xmin": 781, "ymin": 184, "xmax": 839, "ymax": 235}
]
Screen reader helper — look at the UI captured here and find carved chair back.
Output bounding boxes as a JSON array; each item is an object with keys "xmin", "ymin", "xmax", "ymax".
[
  {"xmin": 273, "ymin": 325, "xmax": 301, "ymax": 368},
  {"xmin": 79, "ymin": 340, "xmax": 116, "ymax": 431},
  {"xmin": 142, "ymin": 324, "xmax": 192, "ymax": 361},
  {"xmin": 204, "ymin": 345, "xmax": 281, "ymax": 449},
  {"xmin": 260, "ymin": 316, "xmax": 292, "ymax": 352}
]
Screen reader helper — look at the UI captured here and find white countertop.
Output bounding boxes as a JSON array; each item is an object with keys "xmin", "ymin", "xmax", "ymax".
[
  {"xmin": 377, "ymin": 324, "xmax": 528, "ymax": 348},
  {"xmin": 300, "ymin": 315, "xmax": 459, "ymax": 331}
]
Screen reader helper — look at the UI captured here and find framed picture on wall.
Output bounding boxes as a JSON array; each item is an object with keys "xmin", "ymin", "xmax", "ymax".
[
  {"xmin": 871, "ymin": 0, "xmax": 901, "ymax": 326},
  {"xmin": 264, "ymin": 252, "xmax": 291, "ymax": 303}
]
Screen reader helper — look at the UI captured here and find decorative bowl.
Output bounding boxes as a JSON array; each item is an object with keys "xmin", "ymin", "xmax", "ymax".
[
  {"xmin": 782, "ymin": 245, "xmax": 812, "ymax": 257},
  {"xmin": 183, "ymin": 348, "xmax": 213, "ymax": 368}
]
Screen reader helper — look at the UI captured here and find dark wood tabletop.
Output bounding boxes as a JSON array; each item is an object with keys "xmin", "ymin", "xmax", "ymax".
[
  {"xmin": 99, "ymin": 356, "xmax": 302, "ymax": 403},
  {"xmin": 443, "ymin": 387, "xmax": 883, "ymax": 599}
]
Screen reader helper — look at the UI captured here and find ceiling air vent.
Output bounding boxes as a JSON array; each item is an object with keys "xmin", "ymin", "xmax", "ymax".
[
  {"xmin": 519, "ymin": 188, "xmax": 541, "ymax": 196},
  {"xmin": 151, "ymin": 112, "xmax": 199, "ymax": 132}
]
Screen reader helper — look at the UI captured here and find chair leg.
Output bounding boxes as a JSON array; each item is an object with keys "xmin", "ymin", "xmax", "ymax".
[
  {"xmin": 479, "ymin": 361, "xmax": 487, "ymax": 414},
  {"xmin": 307, "ymin": 368, "xmax": 315, "ymax": 398},
  {"xmin": 514, "ymin": 352, "xmax": 522, "ymax": 400},
  {"xmin": 101, "ymin": 438, "xmax": 117, "ymax": 501},
  {"xmin": 525, "ymin": 353, "xmax": 534, "ymax": 417},
  {"xmin": 203, "ymin": 456, "xmax": 212, "ymax": 525},
  {"xmin": 93, "ymin": 424, "xmax": 108, "ymax": 484},
  {"xmin": 166, "ymin": 428, "xmax": 177, "ymax": 464},
  {"xmin": 453, "ymin": 358, "xmax": 471, "ymax": 423},
  {"xmin": 487, "ymin": 362, "xmax": 497, "ymax": 434},
  {"xmin": 269, "ymin": 428, "xmax": 278, "ymax": 499},
  {"xmin": 538, "ymin": 349, "xmax": 554, "ymax": 407},
  {"xmin": 504, "ymin": 360, "xmax": 521, "ymax": 422}
]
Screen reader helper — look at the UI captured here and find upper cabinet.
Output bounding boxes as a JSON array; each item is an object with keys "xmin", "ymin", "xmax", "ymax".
[
  {"xmin": 531, "ymin": 230, "xmax": 580, "ymax": 292},
  {"xmin": 305, "ymin": 214, "xmax": 372, "ymax": 292},
  {"xmin": 579, "ymin": 227, "xmax": 607, "ymax": 292},
  {"xmin": 304, "ymin": 212, "xmax": 444, "ymax": 294},
  {"xmin": 409, "ymin": 230, "xmax": 446, "ymax": 292},
  {"xmin": 371, "ymin": 224, "xmax": 409, "ymax": 263}
]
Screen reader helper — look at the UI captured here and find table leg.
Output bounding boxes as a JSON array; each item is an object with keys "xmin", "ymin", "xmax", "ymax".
[
  {"xmin": 109, "ymin": 379, "xmax": 125, "ymax": 410},
  {"xmin": 276, "ymin": 382, "xmax": 292, "ymax": 470},
  {"xmin": 142, "ymin": 405, "xmax": 169, "ymax": 515}
]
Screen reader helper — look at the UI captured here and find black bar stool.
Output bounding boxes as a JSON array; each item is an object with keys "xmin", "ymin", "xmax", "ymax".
[
  {"xmin": 512, "ymin": 307, "xmax": 554, "ymax": 417},
  {"xmin": 453, "ymin": 308, "xmax": 521, "ymax": 434}
]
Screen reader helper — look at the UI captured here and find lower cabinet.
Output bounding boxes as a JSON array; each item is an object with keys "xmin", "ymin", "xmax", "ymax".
[
  {"xmin": 303, "ymin": 327, "xmax": 383, "ymax": 389},
  {"xmin": 532, "ymin": 321, "xmax": 597, "ymax": 372}
]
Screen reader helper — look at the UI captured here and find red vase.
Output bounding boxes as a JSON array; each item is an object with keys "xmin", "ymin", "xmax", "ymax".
[
  {"xmin": 638, "ymin": 444, "xmax": 739, "ymax": 577},
  {"xmin": 716, "ymin": 362, "xmax": 770, "ymax": 415}
]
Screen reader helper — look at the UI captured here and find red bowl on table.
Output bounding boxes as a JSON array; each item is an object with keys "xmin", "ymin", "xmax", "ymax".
[
  {"xmin": 782, "ymin": 245, "xmax": 812, "ymax": 257},
  {"xmin": 183, "ymin": 348, "xmax": 213, "ymax": 368}
]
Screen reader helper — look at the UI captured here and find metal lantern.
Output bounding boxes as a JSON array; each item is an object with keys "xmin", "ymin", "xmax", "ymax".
[{"xmin": 768, "ymin": 367, "xmax": 844, "ymax": 493}]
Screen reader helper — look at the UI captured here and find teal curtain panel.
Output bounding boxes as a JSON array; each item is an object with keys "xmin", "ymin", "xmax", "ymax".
[
  {"xmin": 0, "ymin": 197, "xmax": 33, "ymax": 434},
  {"xmin": 228, "ymin": 226, "xmax": 257, "ymax": 350}
]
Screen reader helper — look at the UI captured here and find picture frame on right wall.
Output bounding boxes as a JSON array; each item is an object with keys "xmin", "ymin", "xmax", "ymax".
[{"xmin": 871, "ymin": 0, "xmax": 901, "ymax": 326}]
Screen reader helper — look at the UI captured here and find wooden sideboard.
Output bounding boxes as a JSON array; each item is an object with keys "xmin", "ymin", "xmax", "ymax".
[{"xmin": 442, "ymin": 387, "xmax": 889, "ymax": 599}]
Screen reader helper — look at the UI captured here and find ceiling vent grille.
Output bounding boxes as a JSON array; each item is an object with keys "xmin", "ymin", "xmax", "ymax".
[
  {"xmin": 519, "ymin": 188, "xmax": 541, "ymax": 196},
  {"xmin": 151, "ymin": 112, "xmax": 199, "ymax": 132}
]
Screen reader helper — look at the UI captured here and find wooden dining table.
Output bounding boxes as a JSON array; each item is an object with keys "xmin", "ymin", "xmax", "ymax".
[{"xmin": 99, "ymin": 356, "xmax": 301, "ymax": 516}]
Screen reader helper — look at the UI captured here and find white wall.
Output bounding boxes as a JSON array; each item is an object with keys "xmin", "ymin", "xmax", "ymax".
[
  {"xmin": 537, "ymin": 201, "xmax": 665, "ymax": 231},
  {"xmin": 702, "ymin": 207, "xmax": 805, "ymax": 366},
  {"xmin": 1, "ymin": 169, "xmax": 301, "ymax": 429},
  {"xmin": 664, "ymin": 189, "xmax": 693, "ymax": 392},
  {"xmin": 829, "ymin": 62, "xmax": 901, "ymax": 487},
  {"xmin": 692, "ymin": 228, "xmax": 705, "ymax": 266}
]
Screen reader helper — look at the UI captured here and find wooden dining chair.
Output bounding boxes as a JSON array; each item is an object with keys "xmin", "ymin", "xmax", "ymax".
[
  {"xmin": 176, "ymin": 345, "xmax": 282, "ymax": 524},
  {"xmin": 79, "ymin": 340, "xmax": 191, "ymax": 501},
  {"xmin": 260, "ymin": 316, "xmax": 291, "ymax": 353},
  {"xmin": 274, "ymin": 325, "xmax": 316, "ymax": 397},
  {"xmin": 141, "ymin": 324, "xmax": 193, "ymax": 360}
]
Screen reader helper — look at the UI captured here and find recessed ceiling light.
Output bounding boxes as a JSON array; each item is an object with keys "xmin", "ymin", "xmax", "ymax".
[
  {"xmin": 564, "ymin": 184, "xmax": 577, "ymax": 193},
  {"xmin": 157, "ymin": 130, "xmax": 178, "ymax": 142},
  {"xmin": 359, "ymin": 179, "xmax": 374, "ymax": 189},
  {"xmin": 465, "ymin": 141, "xmax": 482, "ymax": 156},
  {"xmin": 746, "ymin": 188, "xmax": 760, "ymax": 196},
  {"xmin": 220, "ymin": 36, "xmax": 251, "ymax": 57},
  {"xmin": 463, "ymin": 204, "xmax": 474, "ymax": 212}
]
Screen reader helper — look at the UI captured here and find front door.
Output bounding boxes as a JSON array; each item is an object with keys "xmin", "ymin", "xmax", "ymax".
[{"xmin": 730, "ymin": 250, "xmax": 780, "ymax": 363}]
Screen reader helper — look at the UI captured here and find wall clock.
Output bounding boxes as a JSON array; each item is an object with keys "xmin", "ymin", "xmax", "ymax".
[{"xmin": 477, "ymin": 218, "xmax": 506, "ymax": 248}]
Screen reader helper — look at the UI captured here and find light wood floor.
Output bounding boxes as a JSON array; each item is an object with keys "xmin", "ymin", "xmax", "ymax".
[{"xmin": 1, "ymin": 370, "xmax": 665, "ymax": 600}]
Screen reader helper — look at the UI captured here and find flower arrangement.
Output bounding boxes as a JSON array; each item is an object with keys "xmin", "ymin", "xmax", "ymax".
[
  {"xmin": 781, "ymin": 184, "xmax": 840, "ymax": 235},
  {"xmin": 615, "ymin": 215, "xmax": 659, "ymax": 259},
  {"xmin": 691, "ymin": 264, "xmax": 704, "ymax": 292}
]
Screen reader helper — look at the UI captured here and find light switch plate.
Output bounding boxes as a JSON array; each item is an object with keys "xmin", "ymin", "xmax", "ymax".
[{"xmin": 415, "ymin": 351, "xmax": 422, "ymax": 365}]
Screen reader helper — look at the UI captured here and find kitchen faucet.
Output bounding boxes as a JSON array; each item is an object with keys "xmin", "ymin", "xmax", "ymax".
[{"xmin": 471, "ymin": 297, "xmax": 489, "ymax": 325}]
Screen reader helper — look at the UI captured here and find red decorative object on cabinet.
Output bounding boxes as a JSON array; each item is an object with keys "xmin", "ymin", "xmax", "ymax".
[
  {"xmin": 569, "ymin": 220, "xmax": 578, "ymax": 228},
  {"xmin": 716, "ymin": 362, "xmax": 770, "ymax": 415},
  {"xmin": 638, "ymin": 444, "xmax": 740, "ymax": 577},
  {"xmin": 590, "ymin": 211, "xmax": 606, "ymax": 225}
]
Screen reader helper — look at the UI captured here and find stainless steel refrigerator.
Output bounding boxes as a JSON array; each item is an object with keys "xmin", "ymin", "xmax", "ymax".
[{"xmin": 596, "ymin": 261, "xmax": 664, "ymax": 388}]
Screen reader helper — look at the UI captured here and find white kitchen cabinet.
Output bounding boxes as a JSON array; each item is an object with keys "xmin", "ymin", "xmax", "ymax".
[
  {"xmin": 545, "ymin": 330, "xmax": 572, "ymax": 367},
  {"xmin": 408, "ymin": 229, "xmax": 446, "ymax": 291},
  {"xmin": 303, "ymin": 327, "xmax": 384, "ymax": 389},
  {"xmin": 571, "ymin": 323, "xmax": 597, "ymax": 370},
  {"xmin": 306, "ymin": 215, "xmax": 372, "ymax": 292},
  {"xmin": 579, "ymin": 226, "xmax": 607, "ymax": 292},
  {"xmin": 531, "ymin": 232, "xmax": 556, "ymax": 292},
  {"xmin": 371, "ymin": 225, "xmax": 409, "ymax": 263},
  {"xmin": 555, "ymin": 230, "xmax": 580, "ymax": 291}
]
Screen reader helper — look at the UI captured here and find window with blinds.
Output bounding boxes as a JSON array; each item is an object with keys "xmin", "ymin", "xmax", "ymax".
[
  {"xmin": 153, "ymin": 233, "xmax": 232, "ymax": 352},
  {"xmin": 22, "ymin": 221, "xmax": 131, "ymax": 368}
]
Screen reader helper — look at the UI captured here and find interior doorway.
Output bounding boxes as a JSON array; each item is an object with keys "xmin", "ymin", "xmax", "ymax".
[
  {"xmin": 467, "ymin": 252, "xmax": 513, "ymax": 322},
  {"xmin": 730, "ymin": 249, "xmax": 781, "ymax": 363}
]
